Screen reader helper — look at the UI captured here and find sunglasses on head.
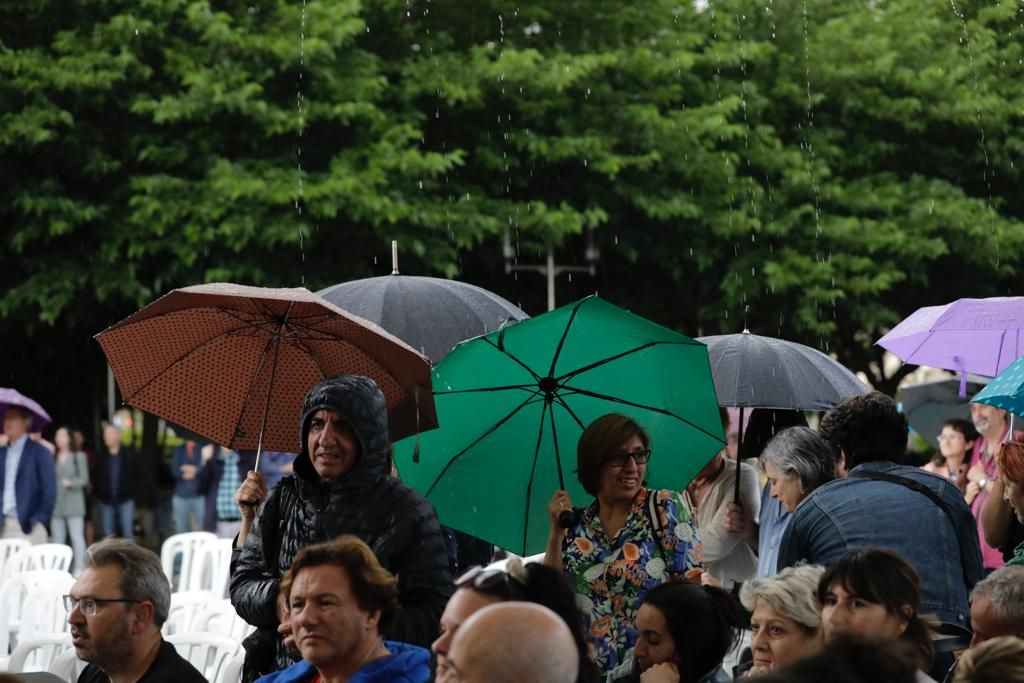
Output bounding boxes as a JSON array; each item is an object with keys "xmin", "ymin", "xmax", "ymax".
[{"xmin": 454, "ymin": 565, "xmax": 526, "ymax": 599}]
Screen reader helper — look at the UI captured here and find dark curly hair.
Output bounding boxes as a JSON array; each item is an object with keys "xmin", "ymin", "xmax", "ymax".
[{"xmin": 818, "ymin": 392, "xmax": 907, "ymax": 469}]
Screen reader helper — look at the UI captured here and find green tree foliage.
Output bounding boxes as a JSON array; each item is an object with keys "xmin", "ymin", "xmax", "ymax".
[{"xmin": 2, "ymin": 0, "xmax": 1023, "ymax": 417}]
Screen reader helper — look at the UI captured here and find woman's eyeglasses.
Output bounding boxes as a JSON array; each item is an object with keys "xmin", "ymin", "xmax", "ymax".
[{"xmin": 607, "ymin": 448, "xmax": 651, "ymax": 468}]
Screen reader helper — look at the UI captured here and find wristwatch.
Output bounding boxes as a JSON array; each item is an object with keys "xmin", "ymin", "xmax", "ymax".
[{"xmin": 978, "ymin": 477, "xmax": 988, "ymax": 491}]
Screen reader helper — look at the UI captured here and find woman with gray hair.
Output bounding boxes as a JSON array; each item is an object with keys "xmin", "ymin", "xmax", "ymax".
[
  {"xmin": 761, "ymin": 427, "xmax": 838, "ymax": 513},
  {"xmin": 739, "ymin": 565, "xmax": 825, "ymax": 675}
]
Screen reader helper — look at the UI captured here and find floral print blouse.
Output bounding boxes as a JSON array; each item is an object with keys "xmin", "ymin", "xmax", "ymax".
[{"xmin": 562, "ymin": 487, "xmax": 703, "ymax": 675}]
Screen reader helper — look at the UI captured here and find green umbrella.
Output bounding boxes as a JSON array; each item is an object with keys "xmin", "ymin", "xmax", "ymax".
[{"xmin": 393, "ymin": 296, "xmax": 725, "ymax": 556}]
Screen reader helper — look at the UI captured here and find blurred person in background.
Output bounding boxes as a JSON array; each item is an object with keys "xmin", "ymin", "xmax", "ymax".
[
  {"xmin": 922, "ymin": 419, "xmax": 976, "ymax": 487},
  {"xmin": 51, "ymin": 426, "xmax": 90, "ymax": 574},
  {"xmin": 0, "ymin": 404, "xmax": 56, "ymax": 543},
  {"xmin": 93, "ymin": 422, "xmax": 140, "ymax": 540}
]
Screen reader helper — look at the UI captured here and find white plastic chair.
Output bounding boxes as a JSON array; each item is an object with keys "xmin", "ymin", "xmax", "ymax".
[
  {"xmin": 161, "ymin": 532, "xmax": 217, "ymax": 592},
  {"xmin": 0, "ymin": 570, "xmax": 74, "ymax": 667},
  {"xmin": 8, "ymin": 544, "xmax": 74, "ymax": 575},
  {"xmin": 8, "ymin": 633, "xmax": 72, "ymax": 673},
  {"xmin": 162, "ymin": 590, "xmax": 214, "ymax": 636},
  {"xmin": 187, "ymin": 538, "xmax": 234, "ymax": 598},
  {"xmin": 0, "ymin": 539, "xmax": 30, "ymax": 583},
  {"xmin": 192, "ymin": 600, "xmax": 256, "ymax": 641},
  {"xmin": 165, "ymin": 632, "xmax": 241, "ymax": 682},
  {"xmin": 48, "ymin": 647, "xmax": 87, "ymax": 681},
  {"xmin": 216, "ymin": 650, "xmax": 245, "ymax": 683}
]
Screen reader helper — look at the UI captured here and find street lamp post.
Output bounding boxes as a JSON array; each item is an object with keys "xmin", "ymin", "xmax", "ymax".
[{"xmin": 502, "ymin": 231, "xmax": 600, "ymax": 312}]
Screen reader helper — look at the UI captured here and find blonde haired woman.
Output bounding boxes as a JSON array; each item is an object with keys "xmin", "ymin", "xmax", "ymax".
[{"xmin": 739, "ymin": 565, "xmax": 825, "ymax": 674}]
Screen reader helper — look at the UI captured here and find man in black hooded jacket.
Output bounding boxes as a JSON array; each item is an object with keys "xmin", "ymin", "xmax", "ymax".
[{"xmin": 229, "ymin": 374, "xmax": 452, "ymax": 679}]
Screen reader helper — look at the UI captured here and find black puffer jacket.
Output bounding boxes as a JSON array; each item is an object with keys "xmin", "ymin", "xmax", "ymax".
[{"xmin": 229, "ymin": 375, "xmax": 452, "ymax": 675}]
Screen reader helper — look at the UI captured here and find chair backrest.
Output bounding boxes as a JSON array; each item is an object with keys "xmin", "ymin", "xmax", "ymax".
[
  {"xmin": 186, "ymin": 538, "xmax": 234, "ymax": 598},
  {"xmin": 20, "ymin": 573, "xmax": 76, "ymax": 641},
  {"xmin": 8, "ymin": 545, "xmax": 74, "ymax": 576},
  {"xmin": 48, "ymin": 647, "xmax": 87, "ymax": 681},
  {"xmin": 0, "ymin": 570, "xmax": 74, "ymax": 656},
  {"xmin": 8, "ymin": 633, "xmax": 72, "ymax": 673},
  {"xmin": 162, "ymin": 591, "xmax": 215, "ymax": 636},
  {"xmin": 216, "ymin": 650, "xmax": 246, "ymax": 683},
  {"xmin": 192, "ymin": 600, "xmax": 256, "ymax": 642},
  {"xmin": 0, "ymin": 539, "xmax": 30, "ymax": 583},
  {"xmin": 160, "ymin": 532, "xmax": 217, "ymax": 592},
  {"xmin": 165, "ymin": 632, "xmax": 241, "ymax": 682}
]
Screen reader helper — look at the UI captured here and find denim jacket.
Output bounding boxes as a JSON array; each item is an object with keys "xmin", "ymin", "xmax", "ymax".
[{"xmin": 778, "ymin": 461, "xmax": 985, "ymax": 627}]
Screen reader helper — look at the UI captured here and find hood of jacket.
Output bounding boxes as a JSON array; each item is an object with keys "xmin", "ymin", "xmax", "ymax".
[{"xmin": 294, "ymin": 374, "xmax": 390, "ymax": 490}]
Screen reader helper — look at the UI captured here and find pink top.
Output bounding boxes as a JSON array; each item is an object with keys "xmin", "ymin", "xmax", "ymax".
[{"xmin": 971, "ymin": 426, "xmax": 1014, "ymax": 570}]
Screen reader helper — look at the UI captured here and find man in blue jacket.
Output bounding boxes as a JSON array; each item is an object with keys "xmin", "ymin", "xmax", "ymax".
[
  {"xmin": 256, "ymin": 535, "xmax": 429, "ymax": 683},
  {"xmin": 0, "ymin": 405, "xmax": 56, "ymax": 543},
  {"xmin": 778, "ymin": 392, "xmax": 984, "ymax": 630}
]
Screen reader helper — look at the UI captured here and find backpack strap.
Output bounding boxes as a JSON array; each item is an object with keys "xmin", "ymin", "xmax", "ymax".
[{"xmin": 848, "ymin": 470, "xmax": 971, "ymax": 589}]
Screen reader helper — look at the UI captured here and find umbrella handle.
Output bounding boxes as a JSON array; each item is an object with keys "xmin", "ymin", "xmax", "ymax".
[{"xmin": 733, "ymin": 407, "xmax": 744, "ymax": 503}]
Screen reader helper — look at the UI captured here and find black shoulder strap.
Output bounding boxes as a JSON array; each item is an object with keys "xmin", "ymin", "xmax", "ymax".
[
  {"xmin": 643, "ymin": 489, "xmax": 666, "ymax": 561},
  {"xmin": 848, "ymin": 470, "xmax": 971, "ymax": 589}
]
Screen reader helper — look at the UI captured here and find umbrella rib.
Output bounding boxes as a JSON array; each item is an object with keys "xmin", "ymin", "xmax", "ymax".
[
  {"xmin": 561, "ymin": 386, "xmax": 726, "ymax": 444},
  {"xmin": 250, "ymin": 308, "xmax": 289, "ymax": 461},
  {"xmin": 280, "ymin": 324, "xmax": 329, "ymax": 378},
  {"xmin": 521, "ymin": 399, "xmax": 552, "ymax": 553},
  {"xmin": 434, "ymin": 384, "xmax": 538, "ymax": 396},
  {"xmin": 230, "ymin": 327, "xmax": 282, "ymax": 449},
  {"xmin": 425, "ymin": 388, "xmax": 544, "ymax": 497},
  {"xmin": 482, "ymin": 338, "xmax": 542, "ymax": 382},
  {"xmin": 557, "ymin": 341, "xmax": 688, "ymax": 383},
  {"xmin": 547, "ymin": 299, "xmax": 587, "ymax": 379}
]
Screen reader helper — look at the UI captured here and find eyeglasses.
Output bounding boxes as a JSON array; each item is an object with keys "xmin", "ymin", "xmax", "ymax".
[
  {"xmin": 63, "ymin": 595, "xmax": 143, "ymax": 616},
  {"xmin": 607, "ymin": 448, "xmax": 651, "ymax": 468},
  {"xmin": 936, "ymin": 433, "xmax": 964, "ymax": 442}
]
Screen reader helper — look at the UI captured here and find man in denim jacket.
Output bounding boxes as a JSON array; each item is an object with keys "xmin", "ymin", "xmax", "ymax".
[{"xmin": 778, "ymin": 393, "xmax": 984, "ymax": 629}]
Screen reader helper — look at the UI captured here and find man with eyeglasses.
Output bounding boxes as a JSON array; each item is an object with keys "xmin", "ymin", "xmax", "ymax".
[{"xmin": 67, "ymin": 538, "xmax": 204, "ymax": 683}]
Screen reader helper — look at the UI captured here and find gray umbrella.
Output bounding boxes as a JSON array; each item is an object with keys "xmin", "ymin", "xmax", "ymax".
[
  {"xmin": 897, "ymin": 374, "xmax": 989, "ymax": 440},
  {"xmin": 318, "ymin": 275, "xmax": 528, "ymax": 364},
  {"xmin": 697, "ymin": 331, "xmax": 869, "ymax": 500},
  {"xmin": 698, "ymin": 331, "xmax": 869, "ymax": 410}
]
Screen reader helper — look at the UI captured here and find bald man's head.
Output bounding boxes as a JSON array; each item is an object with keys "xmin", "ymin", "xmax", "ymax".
[{"xmin": 442, "ymin": 602, "xmax": 579, "ymax": 683}]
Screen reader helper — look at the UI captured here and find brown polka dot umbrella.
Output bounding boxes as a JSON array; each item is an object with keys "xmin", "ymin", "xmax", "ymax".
[{"xmin": 95, "ymin": 283, "xmax": 437, "ymax": 467}]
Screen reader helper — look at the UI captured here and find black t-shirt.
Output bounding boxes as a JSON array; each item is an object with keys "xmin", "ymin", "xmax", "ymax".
[
  {"xmin": 77, "ymin": 640, "xmax": 206, "ymax": 683},
  {"xmin": 1003, "ymin": 515, "xmax": 1024, "ymax": 562}
]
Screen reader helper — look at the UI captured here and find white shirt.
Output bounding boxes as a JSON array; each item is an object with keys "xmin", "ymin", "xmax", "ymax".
[{"xmin": 3, "ymin": 434, "xmax": 27, "ymax": 517}]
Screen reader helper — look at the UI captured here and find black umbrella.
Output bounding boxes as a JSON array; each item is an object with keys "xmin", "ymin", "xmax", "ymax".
[
  {"xmin": 897, "ymin": 374, "xmax": 989, "ymax": 440},
  {"xmin": 698, "ymin": 330, "xmax": 870, "ymax": 499},
  {"xmin": 318, "ymin": 270, "xmax": 528, "ymax": 364}
]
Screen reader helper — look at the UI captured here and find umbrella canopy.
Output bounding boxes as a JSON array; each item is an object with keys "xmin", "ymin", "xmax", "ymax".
[
  {"xmin": 897, "ymin": 375, "xmax": 990, "ymax": 439},
  {"xmin": 876, "ymin": 297, "xmax": 1024, "ymax": 383},
  {"xmin": 0, "ymin": 388, "xmax": 52, "ymax": 433},
  {"xmin": 393, "ymin": 296, "xmax": 725, "ymax": 556},
  {"xmin": 970, "ymin": 357, "xmax": 1024, "ymax": 417},
  {"xmin": 318, "ymin": 275, "xmax": 528, "ymax": 364},
  {"xmin": 95, "ymin": 283, "xmax": 436, "ymax": 456},
  {"xmin": 697, "ymin": 331, "xmax": 869, "ymax": 411}
]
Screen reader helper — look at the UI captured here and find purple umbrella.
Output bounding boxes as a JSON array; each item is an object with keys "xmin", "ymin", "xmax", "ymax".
[
  {"xmin": 876, "ymin": 297, "xmax": 1024, "ymax": 395},
  {"xmin": 0, "ymin": 388, "xmax": 52, "ymax": 433}
]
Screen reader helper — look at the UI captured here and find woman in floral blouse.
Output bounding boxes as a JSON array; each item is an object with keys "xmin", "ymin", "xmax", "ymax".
[{"xmin": 544, "ymin": 413, "xmax": 704, "ymax": 676}]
